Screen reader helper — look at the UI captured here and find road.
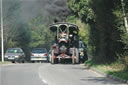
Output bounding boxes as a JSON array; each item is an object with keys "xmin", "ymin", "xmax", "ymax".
[{"xmin": 0, "ymin": 63, "xmax": 127, "ymax": 85}]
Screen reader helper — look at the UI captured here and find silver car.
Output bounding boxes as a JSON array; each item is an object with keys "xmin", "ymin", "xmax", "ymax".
[
  {"xmin": 30, "ymin": 48, "xmax": 48, "ymax": 63},
  {"xmin": 4, "ymin": 48, "xmax": 25, "ymax": 63}
]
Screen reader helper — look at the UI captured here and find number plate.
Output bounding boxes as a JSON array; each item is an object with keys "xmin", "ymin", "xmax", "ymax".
[{"xmin": 8, "ymin": 58, "xmax": 14, "ymax": 59}]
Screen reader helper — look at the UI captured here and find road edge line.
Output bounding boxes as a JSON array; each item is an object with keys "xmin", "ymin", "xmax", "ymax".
[{"xmin": 83, "ymin": 65, "xmax": 128, "ymax": 84}]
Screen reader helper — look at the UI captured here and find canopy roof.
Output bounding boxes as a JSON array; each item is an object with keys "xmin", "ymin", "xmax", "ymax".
[{"xmin": 49, "ymin": 22, "xmax": 79, "ymax": 32}]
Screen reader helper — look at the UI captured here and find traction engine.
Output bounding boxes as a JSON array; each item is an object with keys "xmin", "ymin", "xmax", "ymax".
[{"xmin": 49, "ymin": 22, "xmax": 79, "ymax": 64}]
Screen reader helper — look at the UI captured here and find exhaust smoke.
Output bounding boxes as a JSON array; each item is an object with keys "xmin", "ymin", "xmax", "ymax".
[{"xmin": 2, "ymin": 0, "xmax": 69, "ymax": 24}]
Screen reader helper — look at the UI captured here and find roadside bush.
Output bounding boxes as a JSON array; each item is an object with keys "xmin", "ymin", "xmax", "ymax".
[{"xmin": 120, "ymin": 33, "xmax": 128, "ymax": 71}]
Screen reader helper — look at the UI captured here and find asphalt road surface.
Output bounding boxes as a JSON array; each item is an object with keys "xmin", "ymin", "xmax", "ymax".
[{"xmin": 0, "ymin": 63, "xmax": 127, "ymax": 85}]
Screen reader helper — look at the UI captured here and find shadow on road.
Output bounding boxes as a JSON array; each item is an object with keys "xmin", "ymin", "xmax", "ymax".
[{"xmin": 80, "ymin": 77, "xmax": 125, "ymax": 84}]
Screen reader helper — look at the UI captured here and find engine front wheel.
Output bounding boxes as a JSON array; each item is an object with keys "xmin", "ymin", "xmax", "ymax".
[{"xmin": 51, "ymin": 50, "xmax": 55, "ymax": 64}]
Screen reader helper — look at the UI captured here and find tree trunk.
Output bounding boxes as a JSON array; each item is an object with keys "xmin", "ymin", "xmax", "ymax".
[{"xmin": 121, "ymin": 0, "xmax": 128, "ymax": 33}]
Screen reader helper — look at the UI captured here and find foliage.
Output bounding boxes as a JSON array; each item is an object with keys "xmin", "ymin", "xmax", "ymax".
[
  {"xmin": 68, "ymin": 0, "xmax": 94, "ymax": 23},
  {"xmin": 119, "ymin": 33, "xmax": 128, "ymax": 70},
  {"xmin": 1, "ymin": 0, "xmax": 32, "ymax": 60},
  {"xmin": 0, "ymin": 0, "xmax": 54, "ymax": 61},
  {"xmin": 3, "ymin": 0, "xmax": 23, "ymax": 50},
  {"xmin": 122, "ymin": 33, "xmax": 128, "ymax": 50},
  {"xmin": 68, "ymin": 0, "xmax": 128, "ymax": 63},
  {"xmin": 67, "ymin": 16, "xmax": 89, "ymax": 45},
  {"xmin": 28, "ymin": 15, "xmax": 54, "ymax": 50}
]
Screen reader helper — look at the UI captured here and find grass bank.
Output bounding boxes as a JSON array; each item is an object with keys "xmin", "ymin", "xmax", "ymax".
[{"xmin": 85, "ymin": 60, "xmax": 128, "ymax": 80}]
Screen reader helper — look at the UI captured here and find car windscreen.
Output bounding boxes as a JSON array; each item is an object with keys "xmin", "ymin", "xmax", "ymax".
[
  {"xmin": 6, "ymin": 49, "xmax": 22, "ymax": 53},
  {"xmin": 32, "ymin": 49, "xmax": 47, "ymax": 53}
]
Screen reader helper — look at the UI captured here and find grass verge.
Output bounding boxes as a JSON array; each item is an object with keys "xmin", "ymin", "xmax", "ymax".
[
  {"xmin": 85, "ymin": 60, "xmax": 128, "ymax": 80},
  {"xmin": 0, "ymin": 61, "xmax": 11, "ymax": 64}
]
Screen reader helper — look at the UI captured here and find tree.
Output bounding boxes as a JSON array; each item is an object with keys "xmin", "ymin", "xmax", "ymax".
[
  {"xmin": 120, "ymin": 0, "xmax": 128, "ymax": 33},
  {"xmin": 28, "ymin": 15, "xmax": 54, "ymax": 50},
  {"xmin": 68, "ymin": 0, "xmax": 126, "ymax": 63}
]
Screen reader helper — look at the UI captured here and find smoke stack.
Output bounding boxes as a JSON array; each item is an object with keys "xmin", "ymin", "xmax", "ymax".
[{"xmin": 54, "ymin": 18, "xmax": 58, "ymax": 23}]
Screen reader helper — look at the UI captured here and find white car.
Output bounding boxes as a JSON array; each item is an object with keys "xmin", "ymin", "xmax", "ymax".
[{"xmin": 30, "ymin": 48, "xmax": 48, "ymax": 63}]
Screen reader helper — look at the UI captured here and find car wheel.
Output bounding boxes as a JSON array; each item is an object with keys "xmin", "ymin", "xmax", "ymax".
[
  {"xmin": 47, "ymin": 60, "xmax": 49, "ymax": 63},
  {"xmin": 41, "ymin": 61, "xmax": 44, "ymax": 63},
  {"xmin": 22, "ymin": 60, "xmax": 25, "ymax": 63},
  {"xmin": 12, "ymin": 60, "xmax": 15, "ymax": 63},
  {"xmin": 32, "ymin": 61, "xmax": 35, "ymax": 63}
]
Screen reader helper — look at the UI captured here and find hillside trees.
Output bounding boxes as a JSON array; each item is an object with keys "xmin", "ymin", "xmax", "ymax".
[
  {"xmin": 0, "ymin": 0, "xmax": 32, "ymax": 60},
  {"xmin": 2, "ymin": 0, "xmax": 32, "ymax": 50},
  {"xmin": 0, "ymin": 0, "xmax": 55, "ymax": 60},
  {"xmin": 3, "ymin": 0, "xmax": 22, "ymax": 49}
]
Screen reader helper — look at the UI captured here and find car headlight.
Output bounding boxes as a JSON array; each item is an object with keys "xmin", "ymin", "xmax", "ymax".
[
  {"xmin": 15, "ymin": 56, "xmax": 19, "ymax": 58},
  {"xmin": 5, "ymin": 56, "xmax": 8, "ymax": 58}
]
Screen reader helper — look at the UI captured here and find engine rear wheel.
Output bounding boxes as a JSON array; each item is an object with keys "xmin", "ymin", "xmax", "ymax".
[
  {"xmin": 75, "ymin": 48, "xmax": 79, "ymax": 64},
  {"xmin": 72, "ymin": 48, "xmax": 75, "ymax": 64}
]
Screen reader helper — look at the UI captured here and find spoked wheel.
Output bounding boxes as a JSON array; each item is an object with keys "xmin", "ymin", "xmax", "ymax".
[
  {"xmin": 72, "ymin": 48, "xmax": 79, "ymax": 64},
  {"xmin": 72, "ymin": 56, "xmax": 75, "ymax": 64},
  {"xmin": 51, "ymin": 50, "xmax": 55, "ymax": 64},
  {"xmin": 72, "ymin": 48, "xmax": 75, "ymax": 64},
  {"xmin": 75, "ymin": 48, "xmax": 79, "ymax": 64}
]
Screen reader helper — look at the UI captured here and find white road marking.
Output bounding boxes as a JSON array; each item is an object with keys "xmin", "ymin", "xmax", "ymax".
[
  {"xmin": 38, "ymin": 66, "xmax": 48, "ymax": 85},
  {"xmin": 42, "ymin": 79, "xmax": 48, "ymax": 84},
  {"xmin": 88, "ymin": 69, "xmax": 103, "ymax": 77}
]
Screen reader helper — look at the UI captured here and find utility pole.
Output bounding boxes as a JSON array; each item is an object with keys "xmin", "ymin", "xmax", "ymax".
[
  {"xmin": 1, "ymin": 0, "xmax": 4, "ymax": 62},
  {"xmin": 121, "ymin": 0, "xmax": 128, "ymax": 33}
]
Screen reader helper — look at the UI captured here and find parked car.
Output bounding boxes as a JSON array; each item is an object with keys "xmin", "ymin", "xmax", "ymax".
[
  {"xmin": 30, "ymin": 48, "xmax": 48, "ymax": 63},
  {"xmin": 4, "ymin": 48, "xmax": 25, "ymax": 63}
]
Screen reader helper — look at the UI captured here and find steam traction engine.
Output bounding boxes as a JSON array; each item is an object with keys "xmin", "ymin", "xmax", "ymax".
[{"xmin": 49, "ymin": 22, "xmax": 79, "ymax": 64}]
